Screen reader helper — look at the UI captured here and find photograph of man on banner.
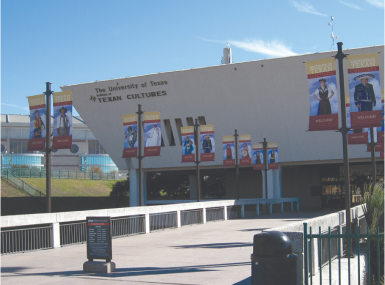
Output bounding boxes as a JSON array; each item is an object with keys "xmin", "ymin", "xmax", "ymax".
[
  {"xmin": 182, "ymin": 135, "xmax": 195, "ymax": 155},
  {"xmin": 223, "ymin": 143, "xmax": 235, "ymax": 160},
  {"xmin": 30, "ymin": 108, "xmax": 46, "ymax": 139},
  {"xmin": 268, "ymin": 149, "xmax": 278, "ymax": 164},
  {"xmin": 124, "ymin": 125, "xmax": 138, "ymax": 149},
  {"xmin": 351, "ymin": 74, "xmax": 379, "ymax": 113},
  {"xmin": 144, "ymin": 123, "xmax": 161, "ymax": 147},
  {"xmin": 55, "ymin": 106, "xmax": 71, "ymax": 137}
]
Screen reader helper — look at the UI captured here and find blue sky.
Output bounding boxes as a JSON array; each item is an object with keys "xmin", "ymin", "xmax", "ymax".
[{"xmin": 1, "ymin": 0, "xmax": 384, "ymax": 116}]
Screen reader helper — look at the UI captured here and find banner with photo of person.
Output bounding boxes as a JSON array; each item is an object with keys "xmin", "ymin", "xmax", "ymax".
[
  {"xmin": 377, "ymin": 90, "xmax": 384, "ymax": 143},
  {"xmin": 181, "ymin": 126, "xmax": 195, "ymax": 162},
  {"xmin": 122, "ymin": 114, "xmax": 138, "ymax": 158},
  {"xmin": 239, "ymin": 134, "xmax": 252, "ymax": 166},
  {"xmin": 347, "ymin": 53, "xmax": 382, "ymax": 129},
  {"xmin": 143, "ymin": 112, "xmax": 161, "ymax": 157},
  {"xmin": 52, "ymin": 91, "xmax": 73, "ymax": 149},
  {"xmin": 267, "ymin": 143, "xmax": 279, "ymax": 169},
  {"xmin": 305, "ymin": 58, "xmax": 339, "ymax": 131},
  {"xmin": 252, "ymin": 143, "xmax": 264, "ymax": 170},
  {"xmin": 222, "ymin": 135, "xmax": 235, "ymax": 167},
  {"xmin": 200, "ymin": 124, "xmax": 215, "ymax": 161},
  {"xmin": 27, "ymin": 94, "xmax": 46, "ymax": 151}
]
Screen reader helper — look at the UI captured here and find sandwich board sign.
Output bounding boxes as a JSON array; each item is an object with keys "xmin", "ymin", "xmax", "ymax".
[{"xmin": 86, "ymin": 216, "xmax": 112, "ymax": 262}]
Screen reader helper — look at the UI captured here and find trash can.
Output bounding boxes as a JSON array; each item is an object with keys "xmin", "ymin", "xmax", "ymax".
[{"xmin": 250, "ymin": 231, "xmax": 297, "ymax": 285}]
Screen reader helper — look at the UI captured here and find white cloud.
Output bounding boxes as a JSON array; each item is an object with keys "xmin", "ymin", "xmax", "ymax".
[
  {"xmin": 291, "ymin": 1, "xmax": 327, "ymax": 16},
  {"xmin": 228, "ymin": 39, "xmax": 297, "ymax": 58},
  {"xmin": 1, "ymin": 103, "xmax": 29, "ymax": 111},
  {"xmin": 364, "ymin": 0, "xmax": 384, "ymax": 8},
  {"xmin": 340, "ymin": 1, "xmax": 362, "ymax": 10}
]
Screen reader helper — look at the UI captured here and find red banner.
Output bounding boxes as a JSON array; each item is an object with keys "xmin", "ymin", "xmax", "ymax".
[
  {"xmin": 122, "ymin": 114, "xmax": 138, "ymax": 158},
  {"xmin": 348, "ymin": 132, "xmax": 369, "ymax": 145},
  {"xmin": 378, "ymin": 131, "xmax": 384, "ymax": 143},
  {"xmin": 27, "ymin": 94, "xmax": 46, "ymax": 151},
  {"xmin": 350, "ymin": 110, "xmax": 382, "ymax": 129},
  {"xmin": 367, "ymin": 143, "xmax": 384, "ymax": 152},
  {"xmin": 239, "ymin": 135, "xmax": 252, "ymax": 166},
  {"xmin": 306, "ymin": 58, "xmax": 339, "ymax": 131},
  {"xmin": 52, "ymin": 91, "xmax": 73, "ymax": 150},
  {"xmin": 144, "ymin": 112, "xmax": 161, "ymax": 157}
]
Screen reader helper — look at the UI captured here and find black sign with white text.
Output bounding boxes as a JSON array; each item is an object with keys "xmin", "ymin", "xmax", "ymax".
[{"xmin": 86, "ymin": 216, "xmax": 112, "ymax": 261}]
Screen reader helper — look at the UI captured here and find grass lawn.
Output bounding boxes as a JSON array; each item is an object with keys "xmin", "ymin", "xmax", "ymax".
[{"xmin": 15, "ymin": 178, "xmax": 125, "ymax": 197}]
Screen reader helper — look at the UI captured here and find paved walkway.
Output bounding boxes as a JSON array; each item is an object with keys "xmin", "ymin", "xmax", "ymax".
[{"xmin": 1, "ymin": 210, "xmax": 336, "ymax": 285}]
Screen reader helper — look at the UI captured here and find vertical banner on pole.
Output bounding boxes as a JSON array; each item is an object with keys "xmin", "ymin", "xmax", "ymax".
[
  {"xmin": 252, "ymin": 143, "xmax": 264, "ymax": 170},
  {"xmin": 143, "ymin": 112, "xmax": 161, "ymax": 157},
  {"xmin": 377, "ymin": 90, "xmax": 384, "ymax": 143},
  {"xmin": 52, "ymin": 91, "xmax": 73, "ymax": 149},
  {"xmin": 200, "ymin": 124, "xmax": 215, "ymax": 161},
  {"xmin": 181, "ymin": 126, "xmax": 195, "ymax": 162},
  {"xmin": 27, "ymin": 94, "xmax": 46, "ymax": 151},
  {"xmin": 222, "ymin": 135, "xmax": 235, "ymax": 166},
  {"xmin": 267, "ymin": 143, "xmax": 279, "ymax": 169},
  {"xmin": 239, "ymin": 134, "xmax": 252, "ymax": 166},
  {"xmin": 122, "ymin": 114, "xmax": 138, "ymax": 158},
  {"xmin": 305, "ymin": 58, "xmax": 339, "ymax": 131},
  {"xmin": 347, "ymin": 53, "xmax": 382, "ymax": 128}
]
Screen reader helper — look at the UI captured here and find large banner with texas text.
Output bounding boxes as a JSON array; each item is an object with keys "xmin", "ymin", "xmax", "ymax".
[
  {"xmin": 222, "ymin": 135, "xmax": 235, "ymax": 167},
  {"xmin": 200, "ymin": 124, "xmax": 215, "ymax": 161},
  {"xmin": 181, "ymin": 126, "xmax": 195, "ymax": 162},
  {"xmin": 305, "ymin": 58, "xmax": 339, "ymax": 131},
  {"xmin": 52, "ymin": 91, "xmax": 73, "ymax": 149},
  {"xmin": 122, "ymin": 114, "xmax": 138, "ymax": 158},
  {"xmin": 347, "ymin": 53, "xmax": 382, "ymax": 129},
  {"xmin": 144, "ymin": 112, "xmax": 161, "ymax": 157},
  {"xmin": 27, "ymin": 94, "xmax": 46, "ymax": 151}
]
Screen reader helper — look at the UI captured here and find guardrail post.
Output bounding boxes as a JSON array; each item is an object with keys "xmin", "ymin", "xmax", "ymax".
[
  {"xmin": 202, "ymin": 207, "xmax": 206, "ymax": 224},
  {"xmin": 52, "ymin": 222, "xmax": 61, "ymax": 248},
  {"xmin": 223, "ymin": 206, "xmax": 227, "ymax": 220},
  {"xmin": 269, "ymin": 203, "xmax": 273, "ymax": 214},
  {"xmin": 176, "ymin": 210, "xmax": 181, "ymax": 228},
  {"xmin": 281, "ymin": 202, "xmax": 284, "ymax": 213},
  {"xmin": 256, "ymin": 204, "xmax": 260, "ymax": 216},
  {"xmin": 241, "ymin": 205, "xmax": 245, "ymax": 218},
  {"xmin": 145, "ymin": 213, "xmax": 150, "ymax": 233}
]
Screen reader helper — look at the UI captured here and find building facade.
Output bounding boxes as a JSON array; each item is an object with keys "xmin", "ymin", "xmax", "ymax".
[{"xmin": 55, "ymin": 45, "xmax": 384, "ymax": 208}]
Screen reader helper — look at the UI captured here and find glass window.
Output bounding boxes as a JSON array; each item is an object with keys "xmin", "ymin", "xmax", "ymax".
[
  {"xmin": 88, "ymin": 141, "xmax": 107, "ymax": 154},
  {"xmin": 10, "ymin": 141, "xmax": 29, "ymax": 154}
]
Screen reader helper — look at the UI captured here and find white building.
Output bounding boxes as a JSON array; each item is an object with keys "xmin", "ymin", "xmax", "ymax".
[
  {"xmin": 56, "ymin": 45, "xmax": 383, "ymax": 208},
  {"xmin": 1, "ymin": 114, "xmax": 120, "ymax": 173}
]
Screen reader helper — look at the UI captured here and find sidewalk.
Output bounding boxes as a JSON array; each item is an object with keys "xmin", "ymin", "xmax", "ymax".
[{"xmin": 1, "ymin": 210, "xmax": 335, "ymax": 285}]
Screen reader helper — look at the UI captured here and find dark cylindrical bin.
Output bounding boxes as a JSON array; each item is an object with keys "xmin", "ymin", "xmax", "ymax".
[{"xmin": 250, "ymin": 231, "xmax": 297, "ymax": 285}]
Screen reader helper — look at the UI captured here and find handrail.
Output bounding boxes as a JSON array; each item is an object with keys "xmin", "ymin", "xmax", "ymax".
[{"xmin": 1, "ymin": 169, "xmax": 45, "ymax": 197}]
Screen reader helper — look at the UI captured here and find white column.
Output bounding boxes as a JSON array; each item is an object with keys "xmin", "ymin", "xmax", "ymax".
[
  {"xmin": 291, "ymin": 202, "xmax": 294, "ymax": 212},
  {"xmin": 297, "ymin": 201, "xmax": 300, "ymax": 211},
  {"xmin": 129, "ymin": 169, "xmax": 139, "ymax": 207},
  {"xmin": 269, "ymin": 203, "xmax": 273, "ymax": 214},
  {"xmin": 223, "ymin": 206, "xmax": 227, "ymax": 221},
  {"xmin": 256, "ymin": 204, "xmax": 260, "ymax": 216},
  {"xmin": 145, "ymin": 213, "xmax": 150, "ymax": 233},
  {"xmin": 52, "ymin": 222, "xmax": 61, "ymax": 248},
  {"xmin": 241, "ymin": 205, "xmax": 245, "ymax": 218},
  {"xmin": 281, "ymin": 202, "xmax": 284, "ymax": 213},
  {"xmin": 262, "ymin": 170, "xmax": 274, "ymax": 199},
  {"xmin": 202, "ymin": 207, "xmax": 206, "ymax": 224},
  {"xmin": 176, "ymin": 210, "xmax": 181, "ymax": 228},
  {"xmin": 189, "ymin": 175, "xmax": 197, "ymax": 200},
  {"xmin": 273, "ymin": 167, "xmax": 282, "ymax": 198}
]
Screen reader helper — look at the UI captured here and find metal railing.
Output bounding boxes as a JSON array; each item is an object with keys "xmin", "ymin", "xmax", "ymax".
[
  {"xmin": 1, "ymin": 168, "xmax": 123, "ymax": 180},
  {"xmin": 1, "ymin": 225, "xmax": 52, "ymax": 254},
  {"xmin": 60, "ymin": 221, "xmax": 87, "ymax": 246},
  {"xmin": 304, "ymin": 222, "xmax": 384, "ymax": 285},
  {"xmin": 206, "ymin": 207, "xmax": 224, "ymax": 222},
  {"xmin": 1, "ymin": 169, "xmax": 44, "ymax": 197},
  {"xmin": 111, "ymin": 215, "xmax": 145, "ymax": 238},
  {"xmin": 181, "ymin": 209, "xmax": 203, "ymax": 226},
  {"xmin": 150, "ymin": 212, "xmax": 177, "ymax": 231},
  {"xmin": 227, "ymin": 205, "xmax": 241, "ymax": 219}
]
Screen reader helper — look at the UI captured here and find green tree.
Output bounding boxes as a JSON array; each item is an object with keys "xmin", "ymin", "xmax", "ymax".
[{"xmin": 109, "ymin": 179, "xmax": 130, "ymax": 205}]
